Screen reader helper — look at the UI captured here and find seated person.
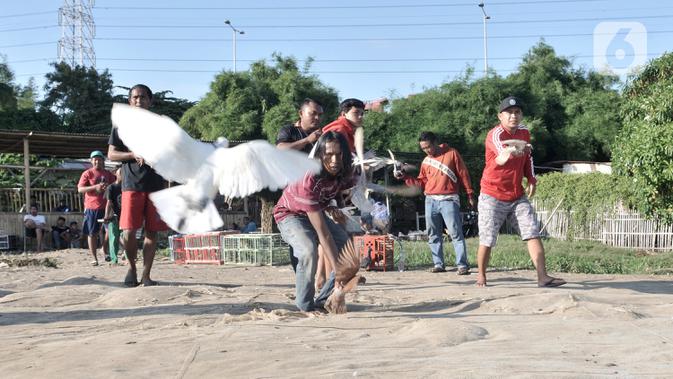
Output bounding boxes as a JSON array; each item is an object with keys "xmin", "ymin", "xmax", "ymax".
[
  {"xmin": 240, "ymin": 216, "xmax": 257, "ymax": 233},
  {"xmin": 52, "ymin": 200, "xmax": 71, "ymax": 213},
  {"xmin": 24, "ymin": 205, "xmax": 50, "ymax": 252},
  {"xmin": 51, "ymin": 216, "xmax": 71, "ymax": 250},
  {"xmin": 69, "ymin": 221, "xmax": 82, "ymax": 248}
]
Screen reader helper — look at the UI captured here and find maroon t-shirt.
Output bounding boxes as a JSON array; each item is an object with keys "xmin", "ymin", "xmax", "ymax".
[{"xmin": 273, "ymin": 171, "xmax": 355, "ymax": 223}]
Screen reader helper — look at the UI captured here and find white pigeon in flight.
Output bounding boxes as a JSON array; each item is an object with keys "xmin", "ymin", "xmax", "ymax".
[{"xmin": 110, "ymin": 103, "xmax": 321, "ymax": 234}]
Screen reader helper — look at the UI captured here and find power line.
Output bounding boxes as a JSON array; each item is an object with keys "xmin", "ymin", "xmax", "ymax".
[
  {"xmin": 0, "ymin": 11, "xmax": 54, "ymax": 19},
  {"xmin": 105, "ymin": 68, "xmax": 520, "ymax": 74},
  {"xmin": 94, "ymin": 29, "xmax": 669, "ymax": 43},
  {"xmin": 0, "ymin": 41, "xmax": 56, "ymax": 49},
  {"xmin": 9, "ymin": 51, "xmax": 664, "ymax": 66},
  {"xmin": 0, "ymin": 25, "xmax": 58, "ymax": 33},
  {"xmin": 93, "ymin": 0, "xmax": 603, "ymax": 11},
  {"xmin": 90, "ymin": 14, "xmax": 673, "ymax": 29},
  {"xmin": 84, "ymin": 52, "xmax": 661, "ymax": 63}
]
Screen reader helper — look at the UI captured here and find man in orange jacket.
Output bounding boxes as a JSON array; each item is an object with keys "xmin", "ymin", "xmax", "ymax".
[
  {"xmin": 322, "ymin": 98, "xmax": 365, "ymax": 153},
  {"xmin": 396, "ymin": 131, "xmax": 475, "ymax": 274}
]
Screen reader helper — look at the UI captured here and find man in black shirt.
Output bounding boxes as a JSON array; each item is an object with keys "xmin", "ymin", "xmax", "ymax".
[
  {"xmin": 108, "ymin": 84, "xmax": 168, "ymax": 287},
  {"xmin": 276, "ymin": 98, "xmax": 324, "ymax": 154}
]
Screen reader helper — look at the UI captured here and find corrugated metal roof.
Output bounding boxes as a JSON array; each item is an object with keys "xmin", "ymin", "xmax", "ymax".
[{"xmin": 0, "ymin": 130, "xmax": 110, "ymax": 159}]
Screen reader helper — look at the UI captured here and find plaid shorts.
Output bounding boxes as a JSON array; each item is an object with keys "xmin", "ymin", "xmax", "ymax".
[{"xmin": 478, "ymin": 193, "xmax": 540, "ymax": 247}]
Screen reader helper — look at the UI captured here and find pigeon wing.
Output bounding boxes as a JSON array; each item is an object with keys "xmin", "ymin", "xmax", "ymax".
[
  {"xmin": 211, "ymin": 140, "xmax": 321, "ymax": 198},
  {"xmin": 334, "ymin": 239, "xmax": 362, "ymax": 286},
  {"xmin": 110, "ymin": 103, "xmax": 215, "ymax": 184}
]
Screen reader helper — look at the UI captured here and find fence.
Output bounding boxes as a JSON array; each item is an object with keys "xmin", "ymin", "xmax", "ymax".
[
  {"xmin": 0, "ymin": 188, "xmax": 84, "ymax": 213},
  {"xmin": 513, "ymin": 207, "xmax": 673, "ymax": 251}
]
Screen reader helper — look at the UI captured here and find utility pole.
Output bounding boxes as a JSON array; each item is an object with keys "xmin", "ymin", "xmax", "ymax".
[
  {"xmin": 58, "ymin": 0, "xmax": 96, "ymax": 67},
  {"xmin": 224, "ymin": 20, "xmax": 245, "ymax": 72},
  {"xmin": 478, "ymin": 2, "xmax": 490, "ymax": 76}
]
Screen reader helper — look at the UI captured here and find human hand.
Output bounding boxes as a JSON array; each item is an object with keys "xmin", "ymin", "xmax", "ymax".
[
  {"xmin": 325, "ymin": 206, "xmax": 346, "ymax": 224},
  {"xmin": 468, "ymin": 195, "xmax": 476, "ymax": 209},
  {"xmin": 307, "ymin": 129, "xmax": 322, "ymax": 143},
  {"xmin": 134, "ymin": 154, "xmax": 145, "ymax": 166},
  {"xmin": 527, "ymin": 183, "xmax": 536, "ymax": 198}
]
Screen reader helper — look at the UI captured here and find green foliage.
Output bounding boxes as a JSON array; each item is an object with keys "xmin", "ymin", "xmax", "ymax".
[
  {"xmin": 113, "ymin": 88, "xmax": 195, "ymax": 123},
  {"xmin": 180, "ymin": 54, "xmax": 338, "ymax": 142},
  {"xmin": 0, "ymin": 153, "xmax": 64, "ymax": 188},
  {"xmin": 365, "ymin": 41, "xmax": 622, "ymax": 169},
  {"xmin": 398, "ymin": 236, "xmax": 673, "ymax": 275},
  {"xmin": 534, "ymin": 172, "xmax": 635, "ymax": 237},
  {"xmin": 41, "ymin": 62, "xmax": 115, "ymax": 133},
  {"xmin": 613, "ymin": 52, "xmax": 673, "ymax": 224}
]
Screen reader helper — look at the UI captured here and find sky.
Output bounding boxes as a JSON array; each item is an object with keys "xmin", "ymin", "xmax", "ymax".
[{"xmin": 1, "ymin": 0, "xmax": 670, "ymax": 103}]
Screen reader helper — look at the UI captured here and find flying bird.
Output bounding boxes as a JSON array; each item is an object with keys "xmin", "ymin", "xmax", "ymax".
[
  {"xmin": 325, "ymin": 238, "xmax": 366, "ymax": 314},
  {"xmin": 110, "ymin": 103, "xmax": 321, "ymax": 233}
]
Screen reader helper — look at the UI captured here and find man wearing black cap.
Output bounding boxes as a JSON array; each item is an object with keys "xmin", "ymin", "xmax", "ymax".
[{"xmin": 475, "ymin": 96, "xmax": 566, "ymax": 288}]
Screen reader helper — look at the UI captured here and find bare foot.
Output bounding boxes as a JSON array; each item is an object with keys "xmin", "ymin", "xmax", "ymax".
[
  {"xmin": 476, "ymin": 274, "xmax": 487, "ymax": 287},
  {"xmin": 141, "ymin": 278, "xmax": 158, "ymax": 287},
  {"xmin": 124, "ymin": 269, "xmax": 139, "ymax": 287},
  {"xmin": 538, "ymin": 276, "xmax": 566, "ymax": 288}
]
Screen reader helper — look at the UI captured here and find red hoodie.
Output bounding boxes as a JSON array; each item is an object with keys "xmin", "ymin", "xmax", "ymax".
[
  {"xmin": 322, "ymin": 116, "xmax": 356, "ymax": 152},
  {"xmin": 404, "ymin": 144, "xmax": 474, "ymax": 196},
  {"xmin": 480, "ymin": 124, "xmax": 537, "ymax": 201}
]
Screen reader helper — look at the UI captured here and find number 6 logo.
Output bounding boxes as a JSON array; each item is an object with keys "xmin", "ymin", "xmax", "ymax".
[{"xmin": 593, "ymin": 22, "xmax": 647, "ymax": 75}]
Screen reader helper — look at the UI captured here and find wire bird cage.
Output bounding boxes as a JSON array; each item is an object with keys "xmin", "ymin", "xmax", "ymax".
[{"xmin": 220, "ymin": 233, "xmax": 290, "ymax": 266}]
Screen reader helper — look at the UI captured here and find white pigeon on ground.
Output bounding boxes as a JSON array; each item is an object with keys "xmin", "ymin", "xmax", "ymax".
[{"xmin": 110, "ymin": 103, "xmax": 321, "ymax": 234}]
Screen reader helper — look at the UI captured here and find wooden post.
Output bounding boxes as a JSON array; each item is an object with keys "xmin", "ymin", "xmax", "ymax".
[{"xmin": 23, "ymin": 137, "xmax": 31, "ymax": 211}]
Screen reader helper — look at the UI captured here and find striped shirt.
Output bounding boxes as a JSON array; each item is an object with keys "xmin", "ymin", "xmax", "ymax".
[{"xmin": 480, "ymin": 125, "xmax": 536, "ymax": 201}]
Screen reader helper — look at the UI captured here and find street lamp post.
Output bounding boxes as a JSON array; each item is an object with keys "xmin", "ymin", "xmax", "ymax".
[
  {"xmin": 224, "ymin": 19, "xmax": 245, "ymax": 72},
  {"xmin": 478, "ymin": 2, "xmax": 490, "ymax": 76}
]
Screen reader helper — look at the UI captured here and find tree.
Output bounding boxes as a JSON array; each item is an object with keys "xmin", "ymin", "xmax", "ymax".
[
  {"xmin": 364, "ymin": 41, "xmax": 623, "ymax": 165},
  {"xmin": 113, "ymin": 88, "xmax": 195, "ymax": 123},
  {"xmin": 0, "ymin": 59, "xmax": 60, "ymax": 131},
  {"xmin": 41, "ymin": 62, "xmax": 115, "ymax": 134},
  {"xmin": 16, "ymin": 77, "xmax": 38, "ymax": 110},
  {"xmin": 613, "ymin": 52, "xmax": 673, "ymax": 224},
  {"xmin": 180, "ymin": 54, "xmax": 339, "ymax": 232},
  {"xmin": 181, "ymin": 54, "xmax": 338, "ymax": 142}
]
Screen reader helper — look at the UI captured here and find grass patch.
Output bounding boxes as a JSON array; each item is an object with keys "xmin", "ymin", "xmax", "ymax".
[
  {"xmin": 395, "ymin": 235, "xmax": 673, "ymax": 275},
  {"xmin": 0, "ymin": 256, "xmax": 59, "ymax": 268}
]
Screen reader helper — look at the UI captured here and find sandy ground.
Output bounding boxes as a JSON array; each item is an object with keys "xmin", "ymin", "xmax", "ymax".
[{"xmin": 1, "ymin": 249, "xmax": 672, "ymax": 379}]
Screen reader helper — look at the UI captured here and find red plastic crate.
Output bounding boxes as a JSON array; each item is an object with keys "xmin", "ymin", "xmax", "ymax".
[
  {"xmin": 183, "ymin": 247, "xmax": 222, "ymax": 265},
  {"xmin": 353, "ymin": 235, "xmax": 394, "ymax": 271},
  {"xmin": 175, "ymin": 231, "xmax": 240, "ymax": 265},
  {"xmin": 169, "ymin": 236, "xmax": 186, "ymax": 264}
]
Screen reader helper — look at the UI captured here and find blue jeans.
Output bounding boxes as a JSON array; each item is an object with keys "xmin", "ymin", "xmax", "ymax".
[
  {"xmin": 277, "ymin": 215, "xmax": 348, "ymax": 311},
  {"xmin": 425, "ymin": 197, "xmax": 468, "ymax": 269}
]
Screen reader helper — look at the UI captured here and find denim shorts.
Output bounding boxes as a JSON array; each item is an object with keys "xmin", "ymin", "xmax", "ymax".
[{"xmin": 82, "ymin": 208, "xmax": 105, "ymax": 236}]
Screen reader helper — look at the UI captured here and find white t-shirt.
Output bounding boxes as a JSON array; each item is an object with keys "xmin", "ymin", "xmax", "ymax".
[{"xmin": 24, "ymin": 214, "xmax": 46, "ymax": 225}]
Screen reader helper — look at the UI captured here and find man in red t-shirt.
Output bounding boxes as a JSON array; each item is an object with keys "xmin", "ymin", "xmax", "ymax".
[
  {"xmin": 77, "ymin": 150, "xmax": 116, "ymax": 265},
  {"xmin": 274, "ymin": 131, "xmax": 356, "ymax": 312},
  {"xmin": 476, "ymin": 96, "xmax": 565, "ymax": 288},
  {"xmin": 396, "ymin": 131, "xmax": 475, "ymax": 274},
  {"xmin": 322, "ymin": 98, "xmax": 365, "ymax": 153}
]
